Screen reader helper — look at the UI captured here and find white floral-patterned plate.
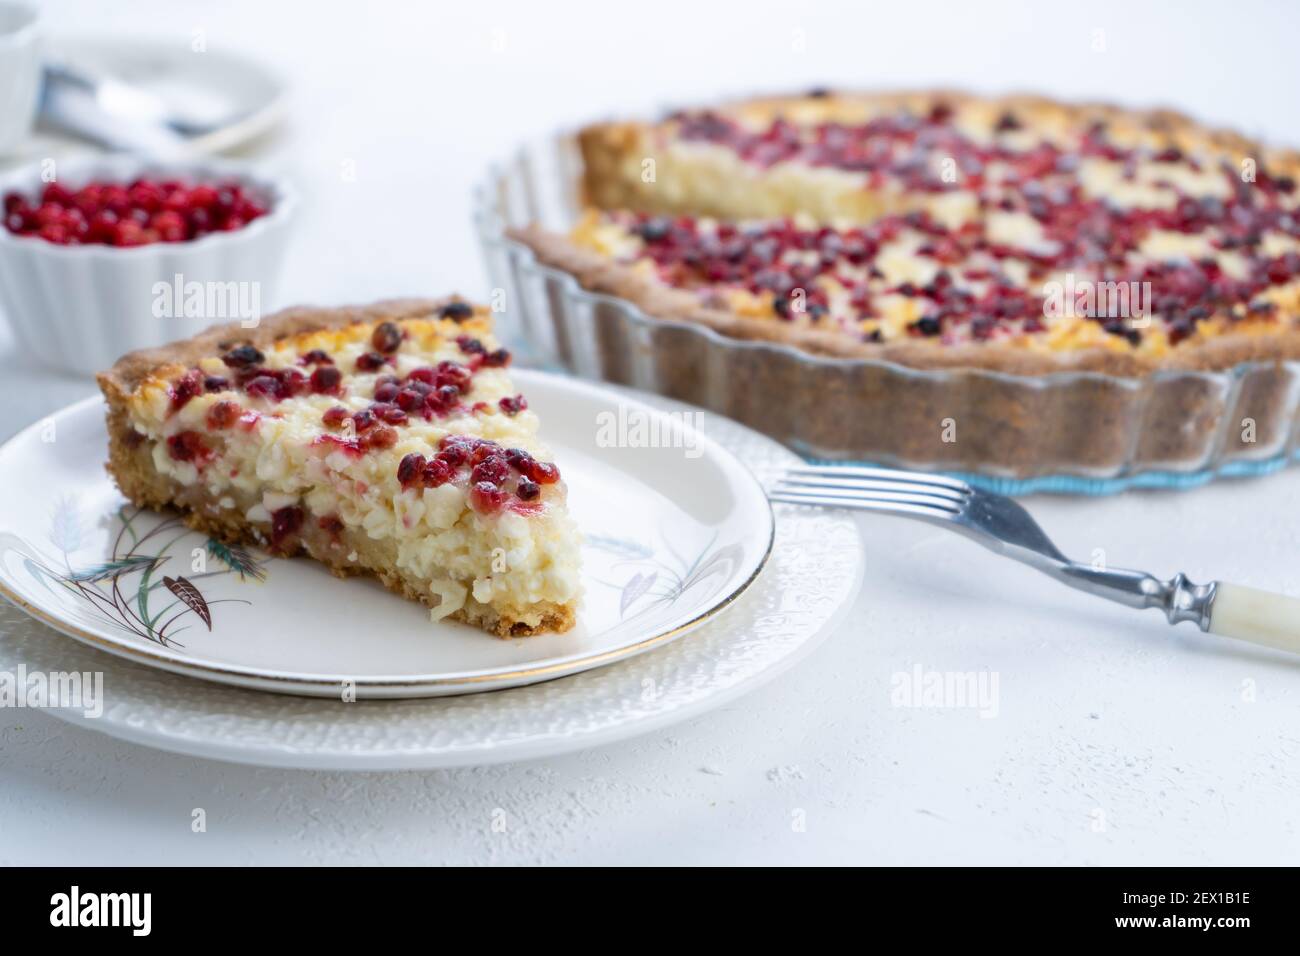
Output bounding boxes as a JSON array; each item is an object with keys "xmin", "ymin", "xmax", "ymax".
[
  {"xmin": 0, "ymin": 391, "xmax": 861, "ymax": 769},
  {"xmin": 0, "ymin": 372, "xmax": 773, "ymax": 698}
]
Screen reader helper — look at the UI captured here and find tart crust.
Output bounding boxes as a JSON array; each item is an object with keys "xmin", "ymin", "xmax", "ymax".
[{"xmin": 98, "ymin": 298, "xmax": 576, "ymax": 637}]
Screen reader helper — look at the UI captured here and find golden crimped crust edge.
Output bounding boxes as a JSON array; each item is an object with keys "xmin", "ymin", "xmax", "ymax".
[{"xmin": 96, "ymin": 297, "xmax": 479, "ymax": 399}]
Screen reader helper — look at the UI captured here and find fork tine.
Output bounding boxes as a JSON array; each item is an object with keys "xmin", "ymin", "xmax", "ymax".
[
  {"xmin": 776, "ymin": 474, "xmax": 968, "ymax": 504},
  {"xmin": 785, "ymin": 464, "xmax": 970, "ymax": 492},
  {"xmin": 769, "ymin": 490, "xmax": 958, "ymax": 521}
]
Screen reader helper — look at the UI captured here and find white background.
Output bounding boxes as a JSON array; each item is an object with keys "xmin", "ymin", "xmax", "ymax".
[{"xmin": 2, "ymin": 0, "xmax": 1300, "ymax": 865}]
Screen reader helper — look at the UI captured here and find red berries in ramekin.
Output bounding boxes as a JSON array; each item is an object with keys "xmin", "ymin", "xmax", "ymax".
[{"xmin": 2, "ymin": 178, "xmax": 271, "ymax": 247}]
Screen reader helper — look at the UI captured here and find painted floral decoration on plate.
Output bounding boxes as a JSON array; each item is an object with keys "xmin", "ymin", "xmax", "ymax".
[{"xmin": 12, "ymin": 500, "xmax": 265, "ymax": 648}]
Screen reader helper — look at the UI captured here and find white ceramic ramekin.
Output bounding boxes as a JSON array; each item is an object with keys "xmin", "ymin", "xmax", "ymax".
[{"xmin": 0, "ymin": 156, "xmax": 296, "ymax": 376}]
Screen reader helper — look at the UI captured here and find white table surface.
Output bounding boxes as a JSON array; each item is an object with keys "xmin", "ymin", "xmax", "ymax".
[{"xmin": 3, "ymin": 0, "xmax": 1299, "ymax": 866}]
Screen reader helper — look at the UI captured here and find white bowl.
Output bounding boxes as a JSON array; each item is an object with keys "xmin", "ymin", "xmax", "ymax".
[{"xmin": 0, "ymin": 156, "xmax": 296, "ymax": 376}]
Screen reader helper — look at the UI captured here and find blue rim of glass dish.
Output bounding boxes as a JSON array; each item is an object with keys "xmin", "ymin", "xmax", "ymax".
[{"xmin": 805, "ymin": 453, "xmax": 1295, "ymax": 497}]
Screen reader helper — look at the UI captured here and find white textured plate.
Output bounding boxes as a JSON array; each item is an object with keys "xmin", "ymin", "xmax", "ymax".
[
  {"xmin": 0, "ymin": 371, "xmax": 774, "ymax": 697},
  {"xmin": 0, "ymin": 392, "xmax": 863, "ymax": 769}
]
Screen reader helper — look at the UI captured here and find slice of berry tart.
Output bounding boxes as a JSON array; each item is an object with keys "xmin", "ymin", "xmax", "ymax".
[{"xmin": 97, "ymin": 298, "xmax": 581, "ymax": 637}]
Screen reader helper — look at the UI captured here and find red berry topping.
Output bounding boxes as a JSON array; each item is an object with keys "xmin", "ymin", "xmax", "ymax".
[
  {"xmin": 270, "ymin": 505, "xmax": 304, "ymax": 549},
  {"xmin": 435, "ymin": 361, "xmax": 472, "ymax": 390},
  {"xmin": 437, "ymin": 438, "xmax": 471, "ymax": 467},
  {"xmin": 391, "ymin": 433, "xmax": 558, "ymax": 508},
  {"xmin": 468, "ymin": 441, "xmax": 499, "ymax": 466},
  {"xmin": 301, "ymin": 349, "xmax": 333, "ymax": 365},
  {"xmin": 516, "ymin": 457, "xmax": 560, "ymax": 484},
  {"xmin": 470, "ymin": 481, "xmax": 507, "ymax": 513},
  {"xmin": 471, "ymin": 454, "xmax": 510, "ymax": 485},
  {"xmin": 364, "ymin": 424, "xmax": 398, "ymax": 449},
  {"xmin": 166, "ymin": 431, "xmax": 208, "ymax": 463},
  {"xmin": 355, "ymin": 351, "xmax": 387, "ymax": 372},
  {"xmin": 322, "ymin": 405, "xmax": 350, "ymax": 429},
  {"xmin": 240, "ymin": 367, "xmax": 306, "ymax": 401},
  {"xmin": 994, "ymin": 112, "xmax": 1022, "ymax": 133},
  {"xmin": 222, "ymin": 344, "xmax": 264, "ymax": 368},
  {"xmin": 170, "ymin": 369, "xmax": 205, "ymax": 411},
  {"xmin": 498, "ymin": 394, "xmax": 527, "ymax": 415},
  {"xmin": 480, "ymin": 348, "xmax": 511, "ymax": 368},
  {"xmin": 397, "ymin": 452, "xmax": 427, "ymax": 488},
  {"xmin": 439, "ymin": 302, "xmax": 475, "ymax": 322},
  {"xmin": 371, "ymin": 402, "xmax": 407, "ymax": 425},
  {"xmin": 203, "ymin": 375, "xmax": 229, "ymax": 393},
  {"xmin": 310, "ymin": 365, "xmax": 343, "ymax": 395},
  {"xmin": 206, "ymin": 400, "xmax": 241, "ymax": 430},
  {"xmin": 422, "ymin": 457, "xmax": 455, "ymax": 487},
  {"xmin": 371, "ymin": 321, "xmax": 403, "ymax": 353},
  {"xmin": 395, "ymin": 387, "xmax": 425, "ymax": 412},
  {"xmin": 243, "ymin": 374, "xmax": 280, "ymax": 398},
  {"xmin": 313, "ymin": 434, "xmax": 362, "ymax": 456},
  {"xmin": 318, "ymin": 514, "xmax": 345, "ymax": 537},
  {"xmin": 587, "ymin": 104, "xmax": 1300, "ymax": 348}
]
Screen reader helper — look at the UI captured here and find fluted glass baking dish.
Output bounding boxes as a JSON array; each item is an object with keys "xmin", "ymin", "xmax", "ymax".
[{"xmin": 474, "ymin": 133, "xmax": 1300, "ymax": 494}]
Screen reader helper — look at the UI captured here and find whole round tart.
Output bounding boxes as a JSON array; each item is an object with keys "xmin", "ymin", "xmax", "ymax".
[{"xmin": 501, "ymin": 90, "xmax": 1300, "ymax": 481}]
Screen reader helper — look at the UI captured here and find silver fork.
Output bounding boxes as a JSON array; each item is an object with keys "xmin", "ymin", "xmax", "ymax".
[{"xmin": 772, "ymin": 464, "xmax": 1300, "ymax": 656}]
